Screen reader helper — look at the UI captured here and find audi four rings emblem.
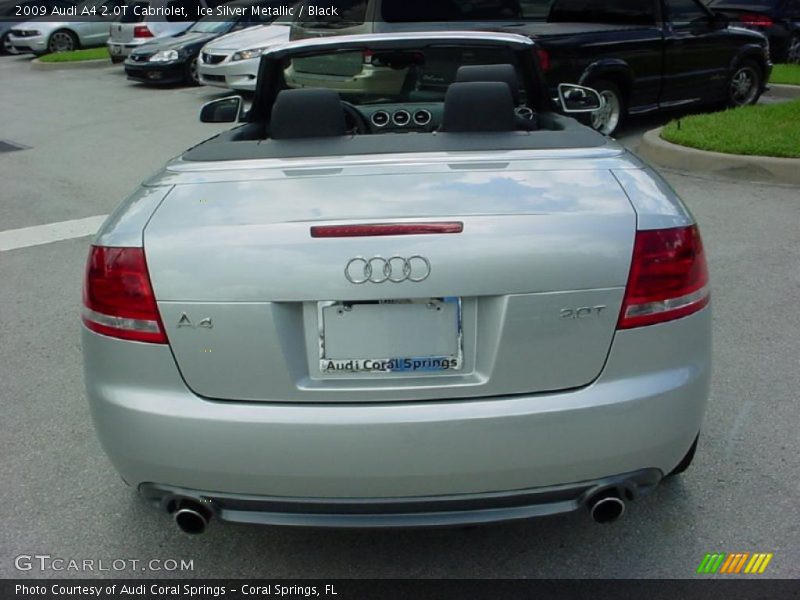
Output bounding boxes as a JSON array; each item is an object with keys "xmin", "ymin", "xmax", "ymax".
[{"xmin": 345, "ymin": 256, "xmax": 431, "ymax": 284}]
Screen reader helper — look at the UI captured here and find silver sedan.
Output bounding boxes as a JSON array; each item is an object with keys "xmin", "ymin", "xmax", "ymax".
[
  {"xmin": 82, "ymin": 32, "xmax": 711, "ymax": 534},
  {"xmin": 8, "ymin": 0, "xmax": 120, "ymax": 54}
]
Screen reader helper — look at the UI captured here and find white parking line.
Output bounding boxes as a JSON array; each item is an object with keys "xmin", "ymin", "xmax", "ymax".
[{"xmin": 0, "ymin": 215, "xmax": 108, "ymax": 252}]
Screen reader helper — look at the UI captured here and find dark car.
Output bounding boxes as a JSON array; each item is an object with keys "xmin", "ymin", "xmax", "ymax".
[
  {"xmin": 124, "ymin": 0, "xmax": 278, "ymax": 85},
  {"xmin": 707, "ymin": 0, "xmax": 800, "ymax": 62},
  {"xmin": 523, "ymin": 0, "xmax": 773, "ymax": 134}
]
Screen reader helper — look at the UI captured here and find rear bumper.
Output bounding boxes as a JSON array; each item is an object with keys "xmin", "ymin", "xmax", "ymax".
[
  {"xmin": 83, "ymin": 306, "xmax": 710, "ymax": 523},
  {"xmin": 141, "ymin": 468, "xmax": 661, "ymax": 527},
  {"xmin": 108, "ymin": 39, "xmax": 147, "ymax": 58},
  {"xmin": 124, "ymin": 60, "xmax": 185, "ymax": 84}
]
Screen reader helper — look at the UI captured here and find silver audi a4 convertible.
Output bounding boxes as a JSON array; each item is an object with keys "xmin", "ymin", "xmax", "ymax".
[{"xmin": 82, "ymin": 32, "xmax": 711, "ymax": 534}]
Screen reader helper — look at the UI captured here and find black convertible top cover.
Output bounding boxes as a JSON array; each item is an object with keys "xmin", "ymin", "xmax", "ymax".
[{"xmin": 183, "ymin": 115, "xmax": 610, "ymax": 162}]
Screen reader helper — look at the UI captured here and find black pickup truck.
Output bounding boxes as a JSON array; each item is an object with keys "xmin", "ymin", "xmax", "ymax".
[
  {"xmin": 508, "ymin": 0, "xmax": 773, "ymax": 133},
  {"xmin": 292, "ymin": 0, "xmax": 772, "ymax": 135}
]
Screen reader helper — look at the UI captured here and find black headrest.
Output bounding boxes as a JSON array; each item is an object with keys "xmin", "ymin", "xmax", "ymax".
[
  {"xmin": 440, "ymin": 82, "xmax": 517, "ymax": 133},
  {"xmin": 456, "ymin": 64, "xmax": 521, "ymax": 105},
  {"xmin": 270, "ymin": 88, "xmax": 346, "ymax": 140}
]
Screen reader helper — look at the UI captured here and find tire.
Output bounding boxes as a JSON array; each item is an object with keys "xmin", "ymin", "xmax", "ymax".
[
  {"xmin": 788, "ymin": 34, "xmax": 800, "ymax": 65},
  {"xmin": 667, "ymin": 434, "xmax": 699, "ymax": 477},
  {"xmin": 727, "ymin": 59, "xmax": 762, "ymax": 108},
  {"xmin": 1, "ymin": 31, "xmax": 17, "ymax": 55},
  {"xmin": 583, "ymin": 79, "xmax": 625, "ymax": 136},
  {"xmin": 110, "ymin": 55, "xmax": 124, "ymax": 64},
  {"xmin": 47, "ymin": 29, "xmax": 78, "ymax": 54},
  {"xmin": 184, "ymin": 56, "xmax": 200, "ymax": 86}
]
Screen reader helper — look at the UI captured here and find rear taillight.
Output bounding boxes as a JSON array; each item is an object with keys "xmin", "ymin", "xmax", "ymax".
[
  {"xmin": 535, "ymin": 48, "xmax": 551, "ymax": 73},
  {"xmin": 738, "ymin": 13, "xmax": 773, "ymax": 27},
  {"xmin": 82, "ymin": 246, "xmax": 167, "ymax": 344},
  {"xmin": 133, "ymin": 25, "xmax": 153, "ymax": 38},
  {"xmin": 618, "ymin": 225, "xmax": 709, "ymax": 329}
]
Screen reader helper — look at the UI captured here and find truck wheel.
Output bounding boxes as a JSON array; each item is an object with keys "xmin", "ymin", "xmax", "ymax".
[
  {"xmin": 667, "ymin": 434, "xmax": 699, "ymax": 477},
  {"xmin": 586, "ymin": 79, "xmax": 624, "ymax": 136},
  {"xmin": 48, "ymin": 29, "xmax": 78, "ymax": 53},
  {"xmin": 788, "ymin": 35, "xmax": 800, "ymax": 64},
  {"xmin": 727, "ymin": 60, "xmax": 762, "ymax": 107}
]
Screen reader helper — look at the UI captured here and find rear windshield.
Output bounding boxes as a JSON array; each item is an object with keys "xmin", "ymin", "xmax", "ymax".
[
  {"xmin": 120, "ymin": 1, "xmax": 147, "ymax": 22},
  {"xmin": 548, "ymin": 0, "xmax": 657, "ymax": 24},
  {"xmin": 282, "ymin": 45, "xmax": 526, "ymax": 104},
  {"xmin": 382, "ymin": 0, "xmax": 553, "ymax": 21}
]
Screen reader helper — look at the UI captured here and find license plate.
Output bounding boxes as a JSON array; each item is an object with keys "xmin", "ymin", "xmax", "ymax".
[
  {"xmin": 319, "ymin": 298, "xmax": 462, "ymax": 374},
  {"xmin": 110, "ymin": 45, "xmax": 121, "ymax": 55}
]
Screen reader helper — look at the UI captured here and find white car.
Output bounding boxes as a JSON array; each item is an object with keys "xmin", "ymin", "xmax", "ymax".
[
  {"xmin": 198, "ymin": 20, "xmax": 290, "ymax": 92},
  {"xmin": 8, "ymin": 0, "xmax": 122, "ymax": 55}
]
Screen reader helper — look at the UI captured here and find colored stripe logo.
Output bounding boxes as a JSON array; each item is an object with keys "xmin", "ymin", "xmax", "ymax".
[{"xmin": 697, "ymin": 552, "xmax": 773, "ymax": 574}]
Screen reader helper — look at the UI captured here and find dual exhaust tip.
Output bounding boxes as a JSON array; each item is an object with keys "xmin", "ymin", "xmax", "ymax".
[
  {"xmin": 170, "ymin": 490, "xmax": 627, "ymax": 534},
  {"xmin": 587, "ymin": 492, "xmax": 626, "ymax": 524},
  {"xmin": 173, "ymin": 500, "xmax": 212, "ymax": 535}
]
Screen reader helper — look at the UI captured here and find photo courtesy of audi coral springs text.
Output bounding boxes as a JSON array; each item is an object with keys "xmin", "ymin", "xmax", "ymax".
[{"xmin": 81, "ymin": 32, "xmax": 711, "ymax": 534}]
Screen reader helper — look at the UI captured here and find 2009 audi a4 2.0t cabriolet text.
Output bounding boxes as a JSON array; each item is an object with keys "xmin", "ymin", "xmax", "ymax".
[{"xmin": 82, "ymin": 31, "xmax": 711, "ymax": 534}]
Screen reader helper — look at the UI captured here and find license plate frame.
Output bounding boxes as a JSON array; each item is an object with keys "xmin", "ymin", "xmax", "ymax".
[{"xmin": 318, "ymin": 298, "xmax": 463, "ymax": 374}]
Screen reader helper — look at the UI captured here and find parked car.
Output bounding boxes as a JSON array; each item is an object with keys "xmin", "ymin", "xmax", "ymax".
[
  {"xmin": 707, "ymin": 0, "xmax": 800, "ymax": 62},
  {"xmin": 106, "ymin": 0, "xmax": 219, "ymax": 62},
  {"xmin": 197, "ymin": 10, "xmax": 291, "ymax": 91},
  {"xmin": 524, "ymin": 0, "xmax": 773, "ymax": 134},
  {"xmin": 1, "ymin": 0, "xmax": 75, "ymax": 54},
  {"xmin": 83, "ymin": 31, "xmax": 711, "ymax": 534},
  {"xmin": 124, "ymin": 0, "xmax": 277, "ymax": 85},
  {"xmin": 289, "ymin": 0, "xmax": 772, "ymax": 135},
  {"xmin": 8, "ymin": 0, "xmax": 122, "ymax": 55}
]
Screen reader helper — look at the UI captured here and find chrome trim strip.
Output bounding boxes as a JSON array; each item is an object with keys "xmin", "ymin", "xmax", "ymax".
[
  {"xmin": 263, "ymin": 31, "xmax": 535, "ymax": 59},
  {"xmin": 624, "ymin": 285, "xmax": 710, "ymax": 319},
  {"xmin": 82, "ymin": 306, "xmax": 160, "ymax": 333}
]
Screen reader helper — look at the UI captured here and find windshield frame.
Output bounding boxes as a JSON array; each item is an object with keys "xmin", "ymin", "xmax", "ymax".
[{"xmin": 249, "ymin": 34, "xmax": 549, "ymax": 123}]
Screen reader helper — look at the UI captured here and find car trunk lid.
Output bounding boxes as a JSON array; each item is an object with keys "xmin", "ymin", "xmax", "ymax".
[
  {"xmin": 110, "ymin": 22, "xmax": 136, "ymax": 43},
  {"xmin": 143, "ymin": 158, "xmax": 636, "ymax": 403}
]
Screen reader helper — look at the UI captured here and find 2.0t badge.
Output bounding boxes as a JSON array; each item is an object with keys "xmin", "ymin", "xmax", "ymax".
[{"xmin": 345, "ymin": 256, "xmax": 431, "ymax": 284}]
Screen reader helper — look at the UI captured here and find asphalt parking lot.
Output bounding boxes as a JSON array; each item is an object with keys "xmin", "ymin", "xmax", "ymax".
[{"xmin": 1, "ymin": 54, "xmax": 799, "ymax": 579}]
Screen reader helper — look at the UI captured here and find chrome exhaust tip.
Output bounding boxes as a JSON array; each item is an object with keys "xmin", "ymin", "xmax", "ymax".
[
  {"xmin": 588, "ymin": 495, "xmax": 626, "ymax": 524},
  {"xmin": 174, "ymin": 502, "xmax": 210, "ymax": 535}
]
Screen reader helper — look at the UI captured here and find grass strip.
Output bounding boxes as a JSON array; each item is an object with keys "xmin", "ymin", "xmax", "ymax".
[{"xmin": 661, "ymin": 100, "xmax": 800, "ymax": 159}]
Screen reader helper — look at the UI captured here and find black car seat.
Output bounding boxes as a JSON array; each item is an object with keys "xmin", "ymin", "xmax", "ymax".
[
  {"xmin": 440, "ymin": 81, "xmax": 519, "ymax": 133},
  {"xmin": 456, "ymin": 64, "xmax": 537, "ymax": 130},
  {"xmin": 269, "ymin": 88, "xmax": 347, "ymax": 140}
]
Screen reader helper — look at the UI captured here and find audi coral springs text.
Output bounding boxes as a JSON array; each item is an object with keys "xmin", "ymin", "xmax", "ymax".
[{"xmin": 82, "ymin": 32, "xmax": 711, "ymax": 534}]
